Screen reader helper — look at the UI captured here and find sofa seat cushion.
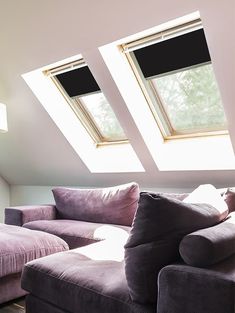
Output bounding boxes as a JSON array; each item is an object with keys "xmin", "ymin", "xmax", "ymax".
[
  {"xmin": 0, "ymin": 223, "xmax": 68, "ymax": 278},
  {"xmin": 22, "ymin": 247, "xmax": 155, "ymax": 313},
  {"xmin": 23, "ymin": 219, "xmax": 130, "ymax": 249}
]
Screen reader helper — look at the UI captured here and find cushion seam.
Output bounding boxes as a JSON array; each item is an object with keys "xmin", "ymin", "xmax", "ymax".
[{"xmin": 0, "ymin": 246, "xmax": 67, "ymax": 257}]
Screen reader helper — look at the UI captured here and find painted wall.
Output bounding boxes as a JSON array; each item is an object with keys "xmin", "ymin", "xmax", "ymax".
[
  {"xmin": 10, "ymin": 184, "xmax": 194, "ymax": 207},
  {"xmin": 10, "ymin": 185, "xmax": 55, "ymax": 206},
  {"xmin": 0, "ymin": 176, "xmax": 10, "ymax": 222}
]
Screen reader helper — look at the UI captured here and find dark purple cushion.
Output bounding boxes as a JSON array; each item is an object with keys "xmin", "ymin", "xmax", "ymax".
[
  {"xmin": 179, "ymin": 212, "xmax": 235, "ymax": 267},
  {"xmin": 125, "ymin": 192, "xmax": 228, "ymax": 304},
  {"xmin": 52, "ymin": 182, "xmax": 139, "ymax": 226}
]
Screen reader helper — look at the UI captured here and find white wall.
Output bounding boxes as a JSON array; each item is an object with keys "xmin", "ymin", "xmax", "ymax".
[
  {"xmin": 10, "ymin": 184, "xmax": 195, "ymax": 207},
  {"xmin": 0, "ymin": 176, "xmax": 10, "ymax": 222},
  {"xmin": 10, "ymin": 185, "xmax": 55, "ymax": 206}
]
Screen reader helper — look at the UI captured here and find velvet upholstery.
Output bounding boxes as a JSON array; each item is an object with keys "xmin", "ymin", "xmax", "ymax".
[
  {"xmin": 22, "ymin": 249, "xmax": 155, "ymax": 313},
  {"xmin": 0, "ymin": 224, "xmax": 68, "ymax": 278},
  {"xmin": 25, "ymin": 293, "xmax": 154, "ymax": 313},
  {"xmin": 52, "ymin": 182, "xmax": 139, "ymax": 226},
  {"xmin": 0, "ymin": 224, "xmax": 68, "ymax": 304},
  {"xmin": 157, "ymin": 256, "xmax": 235, "ymax": 313},
  {"xmin": 0, "ymin": 273, "xmax": 27, "ymax": 304},
  {"xmin": 23, "ymin": 219, "xmax": 130, "ymax": 249},
  {"xmin": 26, "ymin": 295, "xmax": 69, "ymax": 313},
  {"xmin": 180, "ymin": 212, "xmax": 235, "ymax": 267},
  {"xmin": 125, "ymin": 192, "xmax": 228, "ymax": 304},
  {"xmin": 5, "ymin": 205, "xmax": 56, "ymax": 226},
  {"xmin": 158, "ymin": 192, "xmax": 188, "ymax": 201}
]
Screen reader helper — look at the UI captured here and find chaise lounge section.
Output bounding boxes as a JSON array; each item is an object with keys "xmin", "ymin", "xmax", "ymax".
[{"xmin": 0, "ymin": 224, "xmax": 68, "ymax": 304}]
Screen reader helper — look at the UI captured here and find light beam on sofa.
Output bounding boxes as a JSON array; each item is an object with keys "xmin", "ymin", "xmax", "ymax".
[{"xmin": 75, "ymin": 225, "xmax": 129, "ymax": 262}]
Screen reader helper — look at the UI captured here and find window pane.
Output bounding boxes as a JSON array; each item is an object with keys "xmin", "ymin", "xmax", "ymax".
[
  {"xmin": 151, "ymin": 64, "xmax": 227, "ymax": 133},
  {"xmin": 79, "ymin": 92, "xmax": 126, "ymax": 141}
]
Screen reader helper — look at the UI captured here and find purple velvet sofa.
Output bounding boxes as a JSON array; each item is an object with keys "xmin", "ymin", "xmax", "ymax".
[
  {"xmin": 5, "ymin": 182, "xmax": 139, "ymax": 249},
  {"xmin": 5, "ymin": 183, "xmax": 235, "ymax": 313}
]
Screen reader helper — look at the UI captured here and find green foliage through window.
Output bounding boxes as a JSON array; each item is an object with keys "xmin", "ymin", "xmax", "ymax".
[
  {"xmin": 78, "ymin": 92, "xmax": 126, "ymax": 141},
  {"xmin": 151, "ymin": 64, "xmax": 227, "ymax": 134}
]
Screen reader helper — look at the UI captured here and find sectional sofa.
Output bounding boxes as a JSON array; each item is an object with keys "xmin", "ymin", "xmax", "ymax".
[{"xmin": 5, "ymin": 182, "xmax": 235, "ymax": 313}]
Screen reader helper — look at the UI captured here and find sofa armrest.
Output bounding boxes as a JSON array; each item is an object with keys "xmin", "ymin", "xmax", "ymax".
[
  {"xmin": 5, "ymin": 205, "xmax": 57, "ymax": 226},
  {"xmin": 157, "ymin": 261, "xmax": 235, "ymax": 313}
]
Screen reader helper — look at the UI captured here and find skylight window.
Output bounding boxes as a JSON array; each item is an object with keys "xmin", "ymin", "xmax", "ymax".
[
  {"xmin": 122, "ymin": 19, "xmax": 227, "ymax": 139},
  {"xmin": 46, "ymin": 60, "xmax": 127, "ymax": 144},
  {"xmin": 100, "ymin": 12, "xmax": 235, "ymax": 170}
]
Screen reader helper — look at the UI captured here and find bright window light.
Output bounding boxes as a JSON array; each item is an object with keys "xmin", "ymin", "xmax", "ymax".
[
  {"xmin": 0, "ymin": 103, "xmax": 8, "ymax": 133},
  {"xmin": 77, "ymin": 92, "xmax": 126, "ymax": 142},
  {"xmin": 50, "ymin": 60, "xmax": 127, "ymax": 144},
  {"xmin": 150, "ymin": 63, "xmax": 227, "ymax": 135},
  {"xmin": 123, "ymin": 18, "xmax": 228, "ymax": 139},
  {"xmin": 100, "ymin": 11, "xmax": 235, "ymax": 171}
]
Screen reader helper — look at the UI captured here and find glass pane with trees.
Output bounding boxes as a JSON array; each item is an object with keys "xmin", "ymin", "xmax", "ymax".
[
  {"xmin": 151, "ymin": 64, "xmax": 227, "ymax": 134},
  {"xmin": 79, "ymin": 92, "xmax": 126, "ymax": 141}
]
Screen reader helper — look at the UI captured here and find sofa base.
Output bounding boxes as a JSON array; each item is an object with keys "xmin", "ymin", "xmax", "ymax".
[
  {"xmin": 0, "ymin": 273, "xmax": 27, "ymax": 304},
  {"xmin": 26, "ymin": 295, "xmax": 68, "ymax": 313}
]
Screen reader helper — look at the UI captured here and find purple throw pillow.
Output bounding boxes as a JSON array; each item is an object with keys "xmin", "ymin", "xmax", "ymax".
[
  {"xmin": 124, "ymin": 192, "xmax": 228, "ymax": 304},
  {"xmin": 52, "ymin": 182, "xmax": 139, "ymax": 226},
  {"xmin": 180, "ymin": 212, "xmax": 235, "ymax": 267}
]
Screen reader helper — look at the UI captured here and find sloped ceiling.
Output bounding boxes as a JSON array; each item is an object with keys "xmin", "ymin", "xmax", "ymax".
[{"xmin": 0, "ymin": 0, "xmax": 235, "ymax": 188}]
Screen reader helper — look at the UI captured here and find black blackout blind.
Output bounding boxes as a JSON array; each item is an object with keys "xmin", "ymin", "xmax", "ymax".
[
  {"xmin": 56, "ymin": 66, "xmax": 100, "ymax": 97},
  {"xmin": 133, "ymin": 29, "xmax": 211, "ymax": 78}
]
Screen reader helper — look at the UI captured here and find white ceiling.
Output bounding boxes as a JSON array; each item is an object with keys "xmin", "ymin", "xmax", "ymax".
[{"xmin": 0, "ymin": 0, "xmax": 235, "ymax": 188}]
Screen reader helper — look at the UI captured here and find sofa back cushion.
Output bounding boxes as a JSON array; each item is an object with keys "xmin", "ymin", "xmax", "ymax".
[
  {"xmin": 52, "ymin": 182, "xmax": 139, "ymax": 226},
  {"xmin": 125, "ymin": 185, "xmax": 228, "ymax": 304}
]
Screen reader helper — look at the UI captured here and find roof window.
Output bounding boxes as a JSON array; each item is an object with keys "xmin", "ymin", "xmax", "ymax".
[
  {"xmin": 122, "ymin": 19, "xmax": 227, "ymax": 139},
  {"xmin": 46, "ymin": 60, "xmax": 127, "ymax": 145}
]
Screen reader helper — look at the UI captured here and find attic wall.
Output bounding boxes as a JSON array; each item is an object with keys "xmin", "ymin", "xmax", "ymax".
[
  {"xmin": 0, "ymin": 0, "xmax": 235, "ymax": 189},
  {"xmin": 10, "ymin": 185, "xmax": 54, "ymax": 206},
  {"xmin": 0, "ymin": 176, "xmax": 10, "ymax": 222},
  {"xmin": 9, "ymin": 185, "xmax": 193, "ymax": 206}
]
